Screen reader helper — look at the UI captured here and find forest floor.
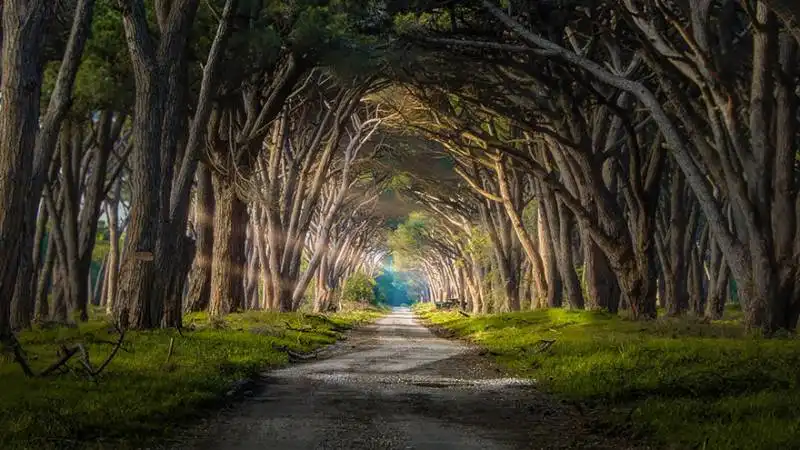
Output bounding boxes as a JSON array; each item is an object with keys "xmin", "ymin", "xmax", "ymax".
[
  {"xmin": 170, "ymin": 307, "xmax": 639, "ymax": 450},
  {"xmin": 415, "ymin": 304, "xmax": 800, "ymax": 450},
  {"xmin": 0, "ymin": 307, "xmax": 383, "ymax": 449}
]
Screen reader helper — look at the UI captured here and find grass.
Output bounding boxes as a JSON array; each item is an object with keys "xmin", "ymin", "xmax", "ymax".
[
  {"xmin": 414, "ymin": 303, "xmax": 800, "ymax": 450},
  {"xmin": 0, "ymin": 308, "xmax": 384, "ymax": 450}
]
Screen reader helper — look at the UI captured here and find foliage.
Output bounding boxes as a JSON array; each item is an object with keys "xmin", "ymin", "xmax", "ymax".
[
  {"xmin": 341, "ymin": 271, "xmax": 377, "ymax": 305},
  {"xmin": 414, "ymin": 304, "xmax": 800, "ymax": 450},
  {"xmin": 42, "ymin": 0, "xmax": 134, "ymax": 114},
  {"xmin": 387, "ymin": 212, "xmax": 431, "ymax": 271},
  {"xmin": 0, "ymin": 309, "xmax": 382, "ymax": 449}
]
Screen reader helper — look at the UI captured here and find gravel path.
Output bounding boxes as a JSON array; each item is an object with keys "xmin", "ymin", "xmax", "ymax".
[{"xmin": 173, "ymin": 308, "xmax": 635, "ymax": 450}]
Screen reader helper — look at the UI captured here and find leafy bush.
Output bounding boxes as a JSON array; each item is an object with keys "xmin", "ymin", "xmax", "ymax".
[{"xmin": 341, "ymin": 271, "xmax": 377, "ymax": 305}]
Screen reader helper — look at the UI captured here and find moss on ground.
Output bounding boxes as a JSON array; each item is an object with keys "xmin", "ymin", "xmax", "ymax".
[
  {"xmin": 414, "ymin": 303, "xmax": 800, "ymax": 450},
  {"xmin": 0, "ymin": 308, "xmax": 383, "ymax": 449}
]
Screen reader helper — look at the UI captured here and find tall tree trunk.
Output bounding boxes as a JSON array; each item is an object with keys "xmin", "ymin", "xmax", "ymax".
[
  {"xmin": 537, "ymin": 199, "xmax": 561, "ymax": 308},
  {"xmin": 704, "ymin": 237, "xmax": 729, "ymax": 320},
  {"xmin": 581, "ymin": 225, "xmax": 620, "ymax": 312},
  {"xmin": 104, "ymin": 185, "xmax": 122, "ymax": 315},
  {"xmin": 185, "ymin": 164, "xmax": 215, "ymax": 311},
  {"xmin": 11, "ymin": 199, "xmax": 47, "ymax": 329},
  {"xmin": 0, "ymin": 0, "xmax": 55, "ymax": 339},
  {"xmin": 494, "ymin": 161, "xmax": 547, "ymax": 307},
  {"xmin": 35, "ymin": 231, "xmax": 58, "ymax": 321},
  {"xmin": 162, "ymin": 234, "xmax": 194, "ymax": 327},
  {"xmin": 688, "ymin": 249, "xmax": 705, "ymax": 315},
  {"xmin": 556, "ymin": 201, "xmax": 584, "ymax": 309},
  {"xmin": 73, "ymin": 112, "xmax": 117, "ymax": 320},
  {"xmin": 208, "ymin": 175, "xmax": 248, "ymax": 316},
  {"xmin": 114, "ymin": 0, "xmax": 200, "ymax": 329}
]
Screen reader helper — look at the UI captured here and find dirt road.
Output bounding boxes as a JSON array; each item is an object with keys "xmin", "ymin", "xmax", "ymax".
[{"xmin": 175, "ymin": 308, "xmax": 631, "ymax": 450}]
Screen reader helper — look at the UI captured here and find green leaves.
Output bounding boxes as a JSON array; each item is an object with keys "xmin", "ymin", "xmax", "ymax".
[
  {"xmin": 41, "ymin": 0, "xmax": 133, "ymax": 113},
  {"xmin": 342, "ymin": 271, "xmax": 378, "ymax": 305}
]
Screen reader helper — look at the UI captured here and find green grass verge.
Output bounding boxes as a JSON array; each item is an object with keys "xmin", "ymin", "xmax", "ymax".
[
  {"xmin": 0, "ymin": 308, "xmax": 383, "ymax": 449},
  {"xmin": 414, "ymin": 303, "xmax": 800, "ymax": 450}
]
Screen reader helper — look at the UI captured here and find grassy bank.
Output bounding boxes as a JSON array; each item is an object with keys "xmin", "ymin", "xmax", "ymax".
[
  {"xmin": 0, "ymin": 308, "xmax": 383, "ymax": 449},
  {"xmin": 414, "ymin": 303, "xmax": 800, "ymax": 450}
]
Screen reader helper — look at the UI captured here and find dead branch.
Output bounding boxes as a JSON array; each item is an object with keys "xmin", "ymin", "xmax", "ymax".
[
  {"xmin": 91, "ymin": 324, "xmax": 126, "ymax": 377},
  {"xmin": 165, "ymin": 337, "xmax": 175, "ymax": 365},
  {"xmin": 40, "ymin": 345, "xmax": 80, "ymax": 377},
  {"xmin": 76, "ymin": 344, "xmax": 96, "ymax": 381},
  {"xmin": 4, "ymin": 334, "xmax": 36, "ymax": 378}
]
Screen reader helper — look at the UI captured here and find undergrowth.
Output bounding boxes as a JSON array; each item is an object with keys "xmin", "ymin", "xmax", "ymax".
[
  {"xmin": 414, "ymin": 303, "xmax": 800, "ymax": 450},
  {"xmin": 0, "ymin": 308, "xmax": 383, "ymax": 449}
]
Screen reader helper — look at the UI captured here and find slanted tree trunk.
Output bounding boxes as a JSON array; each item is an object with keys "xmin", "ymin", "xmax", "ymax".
[{"xmin": 35, "ymin": 231, "xmax": 58, "ymax": 321}]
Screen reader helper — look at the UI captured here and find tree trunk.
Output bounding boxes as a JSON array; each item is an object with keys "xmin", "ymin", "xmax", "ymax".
[
  {"xmin": 114, "ymin": 0, "xmax": 200, "ymax": 329},
  {"xmin": 35, "ymin": 232, "xmax": 58, "ymax": 321},
  {"xmin": 162, "ymin": 234, "xmax": 194, "ymax": 327},
  {"xmin": 537, "ymin": 199, "xmax": 561, "ymax": 308},
  {"xmin": 185, "ymin": 164, "xmax": 215, "ymax": 312},
  {"xmin": 104, "ymin": 187, "xmax": 121, "ymax": 315},
  {"xmin": 0, "ymin": 0, "xmax": 54, "ymax": 339},
  {"xmin": 688, "ymin": 249, "xmax": 705, "ymax": 315},
  {"xmin": 208, "ymin": 175, "xmax": 248, "ymax": 316},
  {"xmin": 581, "ymin": 225, "xmax": 620, "ymax": 312},
  {"xmin": 704, "ymin": 241, "xmax": 729, "ymax": 320},
  {"xmin": 556, "ymin": 201, "xmax": 584, "ymax": 309}
]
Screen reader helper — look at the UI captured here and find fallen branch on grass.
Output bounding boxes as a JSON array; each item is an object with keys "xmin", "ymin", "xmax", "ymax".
[
  {"xmin": 90, "ymin": 323, "xmax": 126, "ymax": 376},
  {"xmin": 4, "ymin": 334, "xmax": 36, "ymax": 377},
  {"xmin": 39, "ymin": 345, "xmax": 79, "ymax": 377},
  {"xmin": 6, "ymin": 322, "xmax": 126, "ymax": 379},
  {"xmin": 458, "ymin": 310, "xmax": 470, "ymax": 317},
  {"xmin": 534, "ymin": 339, "xmax": 556, "ymax": 353}
]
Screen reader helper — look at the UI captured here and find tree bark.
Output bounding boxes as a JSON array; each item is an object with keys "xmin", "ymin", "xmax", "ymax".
[
  {"xmin": 0, "ymin": 0, "xmax": 55, "ymax": 340},
  {"xmin": 208, "ymin": 174, "xmax": 248, "ymax": 316},
  {"xmin": 556, "ymin": 200, "xmax": 584, "ymax": 309},
  {"xmin": 185, "ymin": 164, "xmax": 215, "ymax": 312},
  {"xmin": 104, "ymin": 182, "xmax": 122, "ymax": 315}
]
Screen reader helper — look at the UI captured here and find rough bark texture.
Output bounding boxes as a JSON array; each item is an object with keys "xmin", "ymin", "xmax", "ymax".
[
  {"xmin": 208, "ymin": 175, "xmax": 247, "ymax": 316},
  {"xmin": 0, "ymin": 0, "xmax": 55, "ymax": 339},
  {"xmin": 114, "ymin": 0, "xmax": 200, "ymax": 329},
  {"xmin": 185, "ymin": 164, "xmax": 215, "ymax": 312}
]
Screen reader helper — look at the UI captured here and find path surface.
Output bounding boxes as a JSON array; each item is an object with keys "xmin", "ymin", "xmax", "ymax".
[{"xmin": 174, "ymin": 308, "xmax": 632, "ymax": 450}]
